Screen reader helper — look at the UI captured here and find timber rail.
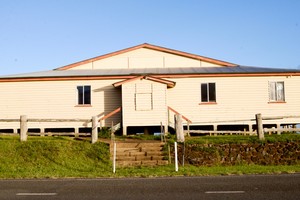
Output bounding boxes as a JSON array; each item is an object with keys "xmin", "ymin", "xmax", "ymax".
[
  {"xmin": 185, "ymin": 114, "xmax": 300, "ymax": 137},
  {"xmin": 0, "ymin": 115, "xmax": 98, "ymax": 143}
]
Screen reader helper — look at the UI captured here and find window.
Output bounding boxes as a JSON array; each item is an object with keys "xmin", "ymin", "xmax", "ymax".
[
  {"xmin": 135, "ymin": 83, "xmax": 153, "ymax": 110},
  {"xmin": 201, "ymin": 83, "xmax": 216, "ymax": 103},
  {"xmin": 269, "ymin": 81, "xmax": 285, "ymax": 102},
  {"xmin": 77, "ymin": 85, "xmax": 91, "ymax": 105}
]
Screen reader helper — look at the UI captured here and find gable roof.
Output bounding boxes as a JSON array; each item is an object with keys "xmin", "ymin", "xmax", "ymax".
[{"xmin": 55, "ymin": 43, "xmax": 237, "ymax": 70}]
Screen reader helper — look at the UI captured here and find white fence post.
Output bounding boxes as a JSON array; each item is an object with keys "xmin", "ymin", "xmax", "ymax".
[
  {"xmin": 174, "ymin": 142, "xmax": 178, "ymax": 172},
  {"xmin": 113, "ymin": 142, "xmax": 117, "ymax": 173}
]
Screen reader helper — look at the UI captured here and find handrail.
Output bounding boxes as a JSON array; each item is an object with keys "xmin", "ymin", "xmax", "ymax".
[
  {"xmin": 168, "ymin": 106, "xmax": 192, "ymax": 123},
  {"xmin": 99, "ymin": 107, "xmax": 122, "ymax": 121}
]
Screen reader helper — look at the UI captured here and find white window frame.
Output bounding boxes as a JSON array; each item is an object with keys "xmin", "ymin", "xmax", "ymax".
[
  {"xmin": 269, "ymin": 81, "xmax": 285, "ymax": 102},
  {"xmin": 200, "ymin": 82, "xmax": 216, "ymax": 103},
  {"xmin": 77, "ymin": 85, "xmax": 91, "ymax": 105}
]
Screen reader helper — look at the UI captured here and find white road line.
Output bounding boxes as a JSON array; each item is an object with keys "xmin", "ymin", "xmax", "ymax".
[
  {"xmin": 16, "ymin": 193, "xmax": 57, "ymax": 196},
  {"xmin": 205, "ymin": 191, "xmax": 245, "ymax": 194}
]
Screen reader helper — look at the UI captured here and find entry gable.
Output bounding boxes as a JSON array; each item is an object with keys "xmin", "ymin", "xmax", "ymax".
[
  {"xmin": 113, "ymin": 76, "xmax": 176, "ymax": 88},
  {"xmin": 55, "ymin": 43, "xmax": 236, "ymax": 71}
]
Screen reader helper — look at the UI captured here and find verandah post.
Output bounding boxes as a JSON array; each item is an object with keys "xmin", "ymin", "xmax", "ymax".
[{"xmin": 20, "ymin": 115, "xmax": 28, "ymax": 142}]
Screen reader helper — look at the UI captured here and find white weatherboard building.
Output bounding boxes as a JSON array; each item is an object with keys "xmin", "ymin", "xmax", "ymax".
[{"xmin": 0, "ymin": 43, "xmax": 300, "ymax": 135}]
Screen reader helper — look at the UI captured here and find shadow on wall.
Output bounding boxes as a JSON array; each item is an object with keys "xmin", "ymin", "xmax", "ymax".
[{"xmin": 93, "ymin": 85, "xmax": 122, "ymax": 127}]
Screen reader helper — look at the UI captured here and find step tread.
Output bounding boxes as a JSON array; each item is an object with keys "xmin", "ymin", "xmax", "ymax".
[
  {"xmin": 111, "ymin": 143, "xmax": 164, "ymax": 148},
  {"xmin": 115, "ymin": 156, "xmax": 166, "ymax": 161},
  {"xmin": 112, "ymin": 151, "xmax": 163, "ymax": 156},
  {"xmin": 116, "ymin": 160, "xmax": 169, "ymax": 167},
  {"xmin": 110, "ymin": 149, "xmax": 163, "ymax": 154},
  {"xmin": 110, "ymin": 141, "xmax": 168, "ymax": 167}
]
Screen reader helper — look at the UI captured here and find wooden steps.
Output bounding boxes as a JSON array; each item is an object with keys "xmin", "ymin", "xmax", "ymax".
[{"xmin": 110, "ymin": 141, "xmax": 169, "ymax": 167}]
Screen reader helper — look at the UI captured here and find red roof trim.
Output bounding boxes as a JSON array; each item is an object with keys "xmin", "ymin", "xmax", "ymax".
[
  {"xmin": 144, "ymin": 76, "xmax": 176, "ymax": 88},
  {"xmin": 55, "ymin": 43, "xmax": 236, "ymax": 70},
  {"xmin": 113, "ymin": 76, "xmax": 144, "ymax": 87},
  {"xmin": 113, "ymin": 75, "xmax": 176, "ymax": 88}
]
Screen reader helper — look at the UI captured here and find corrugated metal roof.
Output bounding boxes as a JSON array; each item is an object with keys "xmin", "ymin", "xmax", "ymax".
[{"xmin": 1, "ymin": 66, "xmax": 300, "ymax": 79}]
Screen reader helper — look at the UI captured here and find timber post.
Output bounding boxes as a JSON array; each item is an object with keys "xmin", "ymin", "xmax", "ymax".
[
  {"xmin": 175, "ymin": 114, "xmax": 184, "ymax": 142},
  {"xmin": 276, "ymin": 124, "xmax": 281, "ymax": 135},
  {"xmin": 74, "ymin": 127, "xmax": 79, "ymax": 138},
  {"xmin": 255, "ymin": 113, "xmax": 264, "ymax": 140},
  {"xmin": 213, "ymin": 125, "xmax": 218, "ymax": 136},
  {"xmin": 187, "ymin": 121, "xmax": 190, "ymax": 137},
  {"xmin": 91, "ymin": 116, "xmax": 98, "ymax": 144},
  {"xmin": 111, "ymin": 121, "xmax": 115, "ymax": 141},
  {"xmin": 20, "ymin": 115, "xmax": 28, "ymax": 142}
]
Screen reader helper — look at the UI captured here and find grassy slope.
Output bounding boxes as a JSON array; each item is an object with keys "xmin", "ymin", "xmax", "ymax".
[
  {"xmin": 0, "ymin": 136, "xmax": 111, "ymax": 178},
  {"xmin": 0, "ymin": 135, "xmax": 299, "ymax": 179}
]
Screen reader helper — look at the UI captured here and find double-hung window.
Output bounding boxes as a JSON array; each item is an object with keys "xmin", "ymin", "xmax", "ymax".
[
  {"xmin": 201, "ymin": 83, "xmax": 216, "ymax": 103},
  {"xmin": 77, "ymin": 85, "xmax": 91, "ymax": 105},
  {"xmin": 269, "ymin": 81, "xmax": 285, "ymax": 102}
]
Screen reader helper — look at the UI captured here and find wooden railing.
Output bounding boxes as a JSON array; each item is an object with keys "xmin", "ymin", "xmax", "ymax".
[
  {"xmin": 0, "ymin": 115, "xmax": 98, "ymax": 143},
  {"xmin": 167, "ymin": 106, "xmax": 192, "ymax": 123},
  {"xmin": 184, "ymin": 130, "xmax": 256, "ymax": 136},
  {"xmin": 186, "ymin": 114, "xmax": 300, "ymax": 139},
  {"xmin": 99, "ymin": 107, "xmax": 121, "ymax": 122},
  {"xmin": 98, "ymin": 107, "xmax": 121, "ymax": 128}
]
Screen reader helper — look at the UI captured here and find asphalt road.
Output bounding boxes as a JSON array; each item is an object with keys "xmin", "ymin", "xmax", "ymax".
[{"xmin": 1, "ymin": 174, "xmax": 299, "ymax": 200}]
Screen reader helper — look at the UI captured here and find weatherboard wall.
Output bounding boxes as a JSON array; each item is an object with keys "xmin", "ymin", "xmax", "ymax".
[
  {"xmin": 121, "ymin": 79, "xmax": 168, "ymax": 128},
  {"xmin": 166, "ymin": 75, "xmax": 300, "ymax": 126},
  {"xmin": 0, "ymin": 79, "xmax": 122, "ymax": 129},
  {"xmin": 69, "ymin": 48, "xmax": 222, "ymax": 70},
  {"xmin": 0, "ymin": 75, "xmax": 299, "ymax": 131}
]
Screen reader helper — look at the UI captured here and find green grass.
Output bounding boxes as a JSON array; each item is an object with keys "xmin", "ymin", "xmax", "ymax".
[
  {"xmin": 0, "ymin": 136, "xmax": 112, "ymax": 178},
  {"xmin": 115, "ymin": 164, "xmax": 300, "ymax": 178},
  {"xmin": 0, "ymin": 135, "xmax": 299, "ymax": 179}
]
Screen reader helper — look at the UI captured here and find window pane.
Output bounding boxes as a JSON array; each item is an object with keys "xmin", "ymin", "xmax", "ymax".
[
  {"xmin": 201, "ymin": 83, "xmax": 208, "ymax": 102},
  {"xmin": 77, "ymin": 85, "xmax": 91, "ymax": 105},
  {"xmin": 269, "ymin": 81, "xmax": 285, "ymax": 102},
  {"xmin": 276, "ymin": 82, "xmax": 285, "ymax": 101},
  {"xmin": 209, "ymin": 83, "xmax": 216, "ymax": 102},
  {"xmin": 84, "ymin": 86, "xmax": 91, "ymax": 104},
  {"xmin": 269, "ymin": 82, "xmax": 276, "ymax": 101},
  {"xmin": 77, "ymin": 86, "xmax": 83, "ymax": 104}
]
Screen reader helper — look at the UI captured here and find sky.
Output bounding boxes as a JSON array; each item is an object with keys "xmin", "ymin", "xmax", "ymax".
[{"xmin": 0, "ymin": 0, "xmax": 300, "ymax": 75}]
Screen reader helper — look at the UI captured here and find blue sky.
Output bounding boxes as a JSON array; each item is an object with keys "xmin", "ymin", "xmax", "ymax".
[{"xmin": 1, "ymin": 0, "xmax": 300, "ymax": 75}]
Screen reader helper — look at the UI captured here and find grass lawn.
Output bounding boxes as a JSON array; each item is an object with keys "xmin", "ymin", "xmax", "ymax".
[{"xmin": 0, "ymin": 135, "xmax": 299, "ymax": 179}]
